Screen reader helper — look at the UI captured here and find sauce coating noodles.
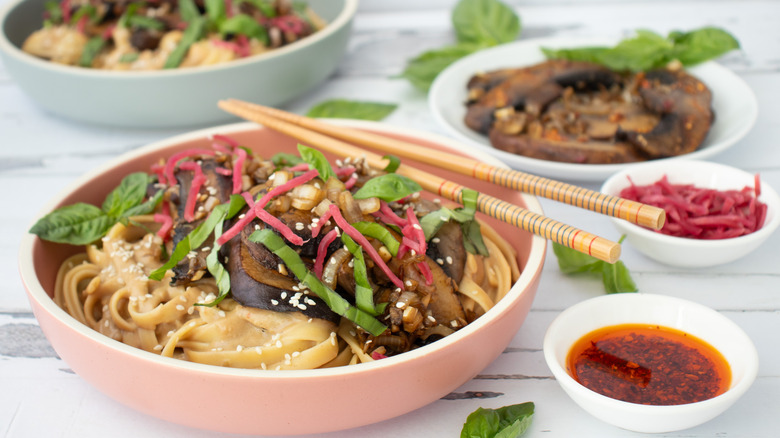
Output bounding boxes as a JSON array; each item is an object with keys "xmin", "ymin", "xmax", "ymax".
[{"xmin": 55, "ymin": 216, "xmax": 518, "ymax": 369}]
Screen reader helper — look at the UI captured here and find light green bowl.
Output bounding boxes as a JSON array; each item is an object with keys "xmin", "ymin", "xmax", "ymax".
[{"xmin": 0, "ymin": 0, "xmax": 356, "ymax": 128}]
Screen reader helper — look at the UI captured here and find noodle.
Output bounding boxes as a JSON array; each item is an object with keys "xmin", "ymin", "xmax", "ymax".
[{"xmin": 47, "ymin": 145, "xmax": 521, "ymax": 370}]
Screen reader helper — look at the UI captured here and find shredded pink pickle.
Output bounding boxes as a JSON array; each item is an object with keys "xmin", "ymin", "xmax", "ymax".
[
  {"xmin": 371, "ymin": 351, "xmax": 388, "ymax": 360},
  {"xmin": 153, "ymin": 214, "xmax": 173, "ymax": 240},
  {"xmin": 217, "ymin": 170, "xmax": 319, "ymax": 245},
  {"xmin": 328, "ymin": 204, "xmax": 404, "ymax": 289},
  {"xmin": 177, "ymin": 161, "xmax": 206, "ymax": 222},
  {"xmin": 231, "ymin": 147, "xmax": 247, "ymax": 194},
  {"xmin": 314, "ymin": 229, "xmax": 339, "ymax": 279},
  {"xmin": 163, "ymin": 148, "xmax": 215, "ymax": 188},
  {"xmin": 620, "ymin": 174, "xmax": 768, "ymax": 239},
  {"xmin": 61, "ymin": 0, "xmax": 71, "ymax": 23},
  {"xmin": 76, "ymin": 15, "xmax": 88, "ymax": 34}
]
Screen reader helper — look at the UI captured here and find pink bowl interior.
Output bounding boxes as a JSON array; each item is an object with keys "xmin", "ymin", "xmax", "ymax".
[{"xmin": 22, "ymin": 121, "xmax": 546, "ymax": 435}]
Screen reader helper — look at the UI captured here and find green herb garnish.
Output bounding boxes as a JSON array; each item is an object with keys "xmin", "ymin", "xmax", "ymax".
[
  {"xmin": 249, "ymin": 229, "xmax": 387, "ymax": 336},
  {"xmin": 164, "ymin": 17, "xmax": 206, "ymax": 69},
  {"xmin": 219, "ymin": 14, "xmax": 269, "ymax": 44},
  {"xmin": 44, "ymin": 0, "xmax": 63, "ymax": 24},
  {"xmin": 552, "ymin": 236, "xmax": 637, "ymax": 294},
  {"xmin": 69, "ymin": 5, "xmax": 99, "ymax": 26},
  {"xmin": 399, "ymin": 0, "xmax": 521, "ymax": 92},
  {"xmin": 353, "ymin": 173, "xmax": 422, "ymax": 202},
  {"xmin": 78, "ymin": 36, "xmax": 105, "ymax": 68},
  {"xmin": 178, "ymin": 0, "xmax": 201, "ymax": 24},
  {"xmin": 128, "ymin": 15, "xmax": 166, "ymax": 31},
  {"xmin": 306, "ymin": 100, "xmax": 398, "ymax": 121},
  {"xmin": 119, "ymin": 53, "xmax": 140, "ymax": 63},
  {"xmin": 341, "ymin": 234, "xmax": 386, "ymax": 316},
  {"xmin": 461, "ymin": 402, "xmax": 534, "ymax": 438},
  {"xmin": 271, "ymin": 152, "xmax": 304, "ymax": 169},
  {"xmin": 382, "ymin": 155, "xmax": 401, "ymax": 173},
  {"xmin": 420, "ymin": 189, "xmax": 488, "ymax": 256},
  {"xmin": 201, "ymin": 219, "xmax": 231, "ymax": 306},
  {"xmin": 542, "ymin": 27, "xmax": 739, "ymax": 72},
  {"xmin": 297, "ymin": 144, "xmax": 335, "ymax": 181},
  {"xmin": 351, "ymin": 221, "xmax": 400, "ymax": 256},
  {"xmin": 30, "ymin": 173, "xmax": 161, "ymax": 245}
]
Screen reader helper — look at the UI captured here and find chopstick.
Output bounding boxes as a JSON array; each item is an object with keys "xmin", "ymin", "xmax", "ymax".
[
  {"xmin": 222, "ymin": 99, "xmax": 665, "ymax": 231},
  {"xmin": 219, "ymin": 99, "xmax": 621, "ymax": 263}
]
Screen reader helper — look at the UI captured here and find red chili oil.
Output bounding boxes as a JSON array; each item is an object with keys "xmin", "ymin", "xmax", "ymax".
[{"xmin": 566, "ymin": 324, "xmax": 731, "ymax": 405}]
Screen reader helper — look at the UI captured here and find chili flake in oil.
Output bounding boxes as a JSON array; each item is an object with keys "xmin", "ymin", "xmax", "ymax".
[{"xmin": 566, "ymin": 324, "xmax": 731, "ymax": 405}]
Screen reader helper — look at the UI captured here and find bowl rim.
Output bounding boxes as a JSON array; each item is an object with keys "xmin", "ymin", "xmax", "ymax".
[
  {"xmin": 600, "ymin": 159, "xmax": 780, "ymax": 248},
  {"xmin": 543, "ymin": 292, "xmax": 759, "ymax": 413},
  {"xmin": 0, "ymin": 0, "xmax": 358, "ymax": 78},
  {"xmin": 18, "ymin": 118, "xmax": 547, "ymax": 379}
]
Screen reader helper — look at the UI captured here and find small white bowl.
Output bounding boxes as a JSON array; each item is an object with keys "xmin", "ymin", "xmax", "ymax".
[
  {"xmin": 543, "ymin": 293, "xmax": 758, "ymax": 433},
  {"xmin": 600, "ymin": 160, "xmax": 780, "ymax": 268}
]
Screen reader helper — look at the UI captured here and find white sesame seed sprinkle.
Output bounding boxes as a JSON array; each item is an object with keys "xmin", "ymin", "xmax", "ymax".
[{"xmin": 271, "ymin": 299, "xmax": 279, "ymax": 305}]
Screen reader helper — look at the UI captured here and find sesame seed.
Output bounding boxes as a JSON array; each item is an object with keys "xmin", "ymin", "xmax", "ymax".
[
  {"xmin": 297, "ymin": 304, "xmax": 307, "ymax": 310},
  {"xmin": 292, "ymin": 351, "xmax": 300, "ymax": 358},
  {"xmin": 239, "ymin": 214, "xmax": 246, "ymax": 219},
  {"xmin": 153, "ymin": 344, "xmax": 163, "ymax": 351},
  {"xmin": 260, "ymin": 363, "xmax": 267, "ymax": 370},
  {"xmin": 436, "ymin": 258, "xmax": 444, "ymax": 265},
  {"xmin": 405, "ymin": 280, "xmax": 413, "ymax": 287},
  {"xmin": 255, "ymin": 347, "xmax": 263, "ymax": 354},
  {"xmin": 295, "ymin": 222, "xmax": 304, "ymax": 230},
  {"xmin": 218, "ymin": 310, "xmax": 226, "ymax": 318},
  {"xmin": 427, "ymin": 315, "xmax": 436, "ymax": 323},
  {"xmin": 281, "ymin": 292, "xmax": 287, "ymax": 299},
  {"xmin": 450, "ymin": 320, "xmax": 458, "ymax": 328},
  {"xmin": 412, "ymin": 224, "xmax": 422, "ymax": 230},
  {"xmin": 237, "ymin": 345, "xmax": 244, "ymax": 352},
  {"xmin": 395, "ymin": 302, "xmax": 406, "ymax": 309},
  {"xmin": 176, "ymin": 304, "xmax": 185, "ymax": 311},
  {"xmin": 276, "ymin": 340, "xmax": 283, "ymax": 348},
  {"xmin": 432, "ymin": 237, "xmax": 441, "ymax": 243},
  {"xmin": 446, "ymin": 256, "xmax": 453, "ymax": 264},
  {"xmin": 271, "ymin": 299, "xmax": 279, "ymax": 305}
]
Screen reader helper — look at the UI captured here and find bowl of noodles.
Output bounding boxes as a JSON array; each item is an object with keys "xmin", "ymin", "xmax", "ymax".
[
  {"xmin": 0, "ymin": 0, "xmax": 356, "ymax": 128},
  {"xmin": 18, "ymin": 120, "xmax": 546, "ymax": 435}
]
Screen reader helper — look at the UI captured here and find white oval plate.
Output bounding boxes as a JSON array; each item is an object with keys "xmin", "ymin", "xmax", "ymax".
[{"xmin": 429, "ymin": 36, "xmax": 758, "ymax": 182}]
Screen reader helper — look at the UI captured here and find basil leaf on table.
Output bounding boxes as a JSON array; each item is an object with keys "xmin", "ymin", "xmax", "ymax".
[
  {"xmin": 452, "ymin": 0, "xmax": 521, "ymax": 46},
  {"xmin": 543, "ymin": 27, "xmax": 739, "ymax": 72},
  {"xmin": 400, "ymin": 0, "xmax": 521, "ymax": 92},
  {"xmin": 552, "ymin": 236, "xmax": 637, "ymax": 294},
  {"xmin": 352, "ymin": 173, "xmax": 422, "ymax": 202},
  {"xmin": 306, "ymin": 99, "xmax": 398, "ymax": 121},
  {"xmin": 461, "ymin": 402, "xmax": 534, "ymax": 438}
]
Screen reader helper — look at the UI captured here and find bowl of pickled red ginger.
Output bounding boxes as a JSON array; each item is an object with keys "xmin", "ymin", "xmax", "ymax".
[{"xmin": 601, "ymin": 160, "xmax": 780, "ymax": 268}]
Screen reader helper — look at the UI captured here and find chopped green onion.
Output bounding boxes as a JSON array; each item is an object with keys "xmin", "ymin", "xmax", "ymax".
[
  {"xmin": 351, "ymin": 221, "xmax": 399, "ymax": 256},
  {"xmin": 341, "ymin": 234, "xmax": 386, "ymax": 316},
  {"xmin": 78, "ymin": 37, "xmax": 105, "ymax": 68},
  {"xmin": 148, "ymin": 195, "xmax": 246, "ymax": 281},
  {"xmin": 249, "ymin": 229, "xmax": 387, "ymax": 336}
]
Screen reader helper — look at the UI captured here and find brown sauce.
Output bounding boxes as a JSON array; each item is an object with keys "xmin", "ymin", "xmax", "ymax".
[{"xmin": 567, "ymin": 324, "xmax": 731, "ymax": 405}]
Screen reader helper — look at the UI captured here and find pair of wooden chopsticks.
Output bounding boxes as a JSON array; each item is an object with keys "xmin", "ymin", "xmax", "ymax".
[{"xmin": 218, "ymin": 99, "xmax": 665, "ymax": 264}]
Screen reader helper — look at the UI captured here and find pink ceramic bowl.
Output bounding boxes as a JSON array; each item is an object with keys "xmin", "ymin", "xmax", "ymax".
[{"xmin": 18, "ymin": 120, "xmax": 546, "ymax": 435}]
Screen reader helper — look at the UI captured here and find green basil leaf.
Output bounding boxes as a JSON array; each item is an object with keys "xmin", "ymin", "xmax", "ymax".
[
  {"xmin": 668, "ymin": 27, "xmax": 740, "ymax": 66},
  {"xmin": 164, "ymin": 17, "xmax": 206, "ymax": 68},
  {"xmin": 122, "ymin": 189, "xmax": 164, "ymax": 218},
  {"xmin": 353, "ymin": 173, "xmax": 422, "ymax": 202},
  {"xmin": 306, "ymin": 99, "xmax": 398, "ymax": 121},
  {"xmin": 383, "ymin": 155, "xmax": 401, "ymax": 173},
  {"xmin": 117, "ymin": 3, "xmax": 140, "ymax": 28},
  {"xmin": 552, "ymin": 237, "xmax": 638, "ymax": 294},
  {"xmin": 239, "ymin": 0, "xmax": 276, "ymax": 17},
  {"xmin": 452, "ymin": 0, "xmax": 521, "ymax": 46},
  {"xmin": 461, "ymin": 218, "xmax": 488, "ymax": 257},
  {"xmin": 128, "ymin": 15, "xmax": 166, "ymax": 31},
  {"xmin": 297, "ymin": 144, "xmax": 335, "ymax": 181},
  {"xmin": 249, "ymin": 229, "xmax": 388, "ymax": 336},
  {"xmin": 543, "ymin": 27, "xmax": 739, "ymax": 72},
  {"xmin": 29, "ymin": 203, "xmax": 113, "ymax": 245},
  {"xmin": 271, "ymin": 152, "xmax": 303, "ymax": 169},
  {"xmin": 102, "ymin": 172, "xmax": 151, "ymax": 217},
  {"xmin": 78, "ymin": 37, "xmax": 105, "ymax": 68},
  {"xmin": 70, "ymin": 5, "xmax": 98, "ymax": 25},
  {"xmin": 219, "ymin": 14, "xmax": 269, "ymax": 44},
  {"xmin": 461, "ymin": 402, "xmax": 534, "ymax": 438},
  {"xmin": 178, "ymin": 0, "xmax": 201, "ymax": 24},
  {"xmin": 601, "ymin": 260, "xmax": 638, "ymax": 294},
  {"xmin": 421, "ymin": 189, "xmax": 487, "ymax": 256},
  {"xmin": 399, "ymin": 43, "xmax": 485, "ymax": 92}
]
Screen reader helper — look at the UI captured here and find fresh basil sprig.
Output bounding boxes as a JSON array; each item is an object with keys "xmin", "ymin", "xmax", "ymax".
[
  {"xmin": 420, "ymin": 189, "xmax": 488, "ymax": 256},
  {"xmin": 542, "ymin": 27, "xmax": 739, "ymax": 72},
  {"xmin": 249, "ymin": 229, "xmax": 387, "ymax": 336},
  {"xmin": 399, "ymin": 0, "xmax": 521, "ymax": 92},
  {"xmin": 306, "ymin": 100, "xmax": 398, "ymax": 121},
  {"xmin": 461, "ymin": 402, "xmax": 534, "ymax": 438},
  {"xmin": 297, "ymin": 144, "xmax": 335, "ymax": 181},
  {"xmin": 552, "ymin": 236, "xmax": 637, "ymax": 294},
  {"xmin": 30, "ymin": 172, "xmax": 161, "ymax": 245},
  {"xmin": 353, "ymin": 173, "xmax": 422, "ymax": 202}
]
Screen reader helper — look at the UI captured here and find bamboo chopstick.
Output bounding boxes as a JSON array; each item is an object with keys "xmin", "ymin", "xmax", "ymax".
[
  {"xmin": 218, "ymin": 99, "xmax": 621, "ymax": 263},
  {"xmin": 223, "ymin": 99, "xmax": 665, "ymax": 231}
]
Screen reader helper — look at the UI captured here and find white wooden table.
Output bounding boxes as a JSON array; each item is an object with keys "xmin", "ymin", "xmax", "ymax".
[{"xmin": 2, "ymin": 1, "xmax": 778, "ymax": 437}]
